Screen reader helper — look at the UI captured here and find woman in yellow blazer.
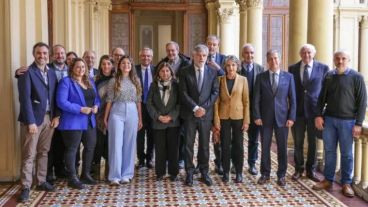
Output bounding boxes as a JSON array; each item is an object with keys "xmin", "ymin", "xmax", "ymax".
[{"xmin": 214, "ymin": 55, "xmax": 250, "ymax": 183}]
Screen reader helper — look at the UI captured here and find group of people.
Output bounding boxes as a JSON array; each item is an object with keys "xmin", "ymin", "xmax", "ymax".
[{"xmin": 16, "ymin": 34, "xmax": 367, "ymax": 203}]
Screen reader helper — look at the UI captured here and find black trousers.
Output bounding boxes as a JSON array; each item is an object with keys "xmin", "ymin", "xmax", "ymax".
[
  {"xmin": 93, "ymin": 129, "xmax": 108, "ymax": 164},
  {"xmin": 220, "ymin": 119, "xmax": 244, "ymax": 174},
  {"xmin": 137, "ymin": 104, "xmax": 154, "ymax": 164},
  {"xmin": 247, "ymin": 122, "xmax": 261, "ymax": 167},
  {"xmin": 178, "ymin": 120, "xmax": 186, "ymax": 163},
  {"xmin": 184, "ymin": 119, "xmax": 212, "ymax": 174},
  {"xmin": 260, "ymin": 124, "xmax": 288, "ymax": 178},
  {"xmin": 153, "ymin": 127, "xmax": 179, "ymax": 177},
  {"xmin": 291, "ymin": 117, "xmax": 317, "ymax": 173},
  {"xmin": 61, "ymin": 126, "xmax": 97, "ymax": 178},
  {"xmin": 47, "ymin": 129, "xmax": 66, "ymax": 177}
]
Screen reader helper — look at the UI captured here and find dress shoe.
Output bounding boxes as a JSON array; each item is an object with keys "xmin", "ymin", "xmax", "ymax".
[
  {"xmin": 18, "ymin": 188, "xmax": 30, "ymax": 203},
  {"xmin": 201, "ymin": 174, "xmax": 213, "ymax": 186},
  {"xmin": 36, "ymin": 182, "xmax": 55, "ymax": 192},
  {"xmin": 81, "ymin": 174, "xmax": 97, "ymax": 185},
  {"xmin": 277, "ymin": 177, "xmax": 286, "ymax": 186},
  {"xmin": 248, "ymin": 166, "xmax": 258, "ymax": 175},
  {"xmin": 146, "ymin": 161, "xmax": 154, "ymax": 169},
  {"xmin": 156, "ymin": 176, "xmax": 163, "ymax": 182},
  {"xmin": 306, "ymin": 172, "xmax": 321, "ymax": 182},
  {"xmin": 342, "ymin": 184, "xmax": 355, "ymax": 197},
  {"xmin": 222, "ymin": 173, "xmax": 229, "ymax": 183},
  {"xmin": 257, "ymin": 175, "xmax": 270, "ymax": 185},
  {"xmin": 185, "ymin": 173, "xmax": 193, "ymax": 187},
  {"xmin": 292, "ymin": 171, "xmax": 303, "ymax": 181},
  {"xmin": 68, "ymin": 178, "xmax": 85, "ymax": 189},
  {"xmin": 215, "ymin": 165, "xmax": 224, "ymax": 175},
  {"xmin": 235, "ymin": 173, "xmax": 243, "ymax": 183},
  {"xmin": 136, "ymin": 162, "xmax": 145, "ymax": 169},
  {"xmin": 170, "ymin": 175, "xmax": 178, "ymax": 182},
  {"xmin": 312, "ymin": 179, "xmax": 332, "ymax": 191}
]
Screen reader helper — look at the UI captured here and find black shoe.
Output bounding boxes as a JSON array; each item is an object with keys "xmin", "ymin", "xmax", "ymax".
[
  {"xmin": 292, "ymin": 171, "xmax": 303, "ymax": 181},
  {"xmin": 68, "ymin": 178, "xmax": 85, "ymax": 189},
  {"xmin": 18, "ymin": 188, "xmax": 30, "ymax": 203},
  {"xmin": 81, "ymin": 174, "xmax": 97, "ymax": 185},
  {"xmin": 36, "ymin": 182, "xmax": 55, "ymax": 192},
  {"xmin": 170, "ymin": 175, "xmax": 178, "ymax": 182},
  {"xmin": 201, "ymin": 174, "xmax": 213, "ymax": 186},
  {"xmin": 193, "ymin": 166, "xmax": 200, "ymax": 174},
  {"xmin": 277, "ymin": 177, "xmax": 286, "ymax": 186},
  {"xmin": 257, "ymin": 175, "xmax": 270, "ymax": 185},
  {"xmin": 185, "ymin": 173, "xmax": 193, "ymax": 187},
  {"xmin": 235, "ymin": 173, "xmax": 243, "ymax": 183},
  {"xmin": 248, "ymin": 166, "xmax": 258, "ymax": 175},
  {"xmin": 146, "ymin": 161, "xmax": 154, "ymax": 169},
  {"xmin": 306, "ymin": 171, "xmax": 321, "ymax": 182},
  {"xmin": 222, "ymin": 173, "xmax": 229, "ymax": 183},
  {"xmin": 136, "ymin": 161, "xmax": 145, "ymax": 169},
  {"xmin": 46, "ymin": 175, "xmax": 55, "ymax": 185},
  {"xmin": 215, "ymin": 165, "xmax": 224, "ymax": 175}
]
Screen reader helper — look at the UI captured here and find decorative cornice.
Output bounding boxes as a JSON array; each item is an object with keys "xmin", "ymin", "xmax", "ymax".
[
  {"xmin": 247, "ymin": 0, "xmax": 262, "ymax": 8},
  {"xmin": 217, "ymin": 7, "xmax": 234, "ymax": 24},
  {"xmin": 236, "ymin": 0, "xmax": 247, "ymax": 12}
]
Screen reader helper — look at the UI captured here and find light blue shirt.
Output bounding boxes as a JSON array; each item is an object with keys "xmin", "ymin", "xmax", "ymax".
[{"xmin": 269, "ymin": 69, "xmax": 280, "ymax": 86}]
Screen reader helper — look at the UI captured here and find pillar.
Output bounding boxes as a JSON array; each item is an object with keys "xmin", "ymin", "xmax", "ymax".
[
  {"xmin": 307, "ymin": 0, "xmax": 333, "ymax": 65},
  {"xmin": 246, "ymin": 0, "xmax": 263, "ymax": 63},
  {"xmin": 217, "ymin": 4, "xmax": 236, "ymax": 55},
  {"xmin": 354, "ymin": 138, "xmax": 362, "ymax": 184},
  {"xmin": 236, "ymin": 0, "xmax": 247, "ymax": 57},
  {"xmin": 361, "ymin": 137, "xmax": 368, "ymax": 188},
  {"xmin": 288, "ymin": 0, "xmax": 308, "ymax": 64},
  {"xmin": 359, "ymin": 16, "xmax": 368, "ymax": 84},
  {"xmin": 205, "ymin": 0, "xmax": 218, "ymax": 36}
]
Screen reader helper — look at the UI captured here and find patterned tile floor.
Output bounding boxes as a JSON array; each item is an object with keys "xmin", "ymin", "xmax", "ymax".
[{"xmin": 0, "ymin": 138, "xmax": 358, "ymax": 207}]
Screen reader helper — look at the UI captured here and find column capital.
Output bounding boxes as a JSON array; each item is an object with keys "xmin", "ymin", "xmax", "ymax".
[
  {"xmin": 247, "ymin": 0, "xmax": 263, "ymax": 8},
  {"xmin": 236, "ymin": 0, "xmax": 247, "ymax": 12},
  {"xmin": 217, "ymin": 7, "xmax": 234, "ymax": 24},
  {"xmin": 205, "ymin": 0, "xmax": 217, "ymax": 10},
  {"xmin": 361, "ymin": 16, "xmax": 368, "ymax": 29}
]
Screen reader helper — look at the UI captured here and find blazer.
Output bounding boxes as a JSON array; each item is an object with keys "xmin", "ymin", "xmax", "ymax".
[
  {"xmin": 207, "ymin": 52, "xmax": 226, "ymax": 76},
  {"xmin": 146, "ymin": 80, "xmax": 180, "ymax": 129},
  {"xmin": 136, "ymin": 64, "xmax": 156, "ymax": 101},
  {"xmin": 179, "ymin": 64, "xmax": 219, "ymax": 120},
  {"xmin": 239, "ymin": 62, "xmax": 264, "ymax": 86},
  {"xmin": 57, "ymin": 77, "xmax": 100, "ymax": 130},
  {"xmin": 214, "ymin": 74, "xmax": 250, "ymax": 126},
  {"xmin": 18, "ymin": 62, "xmax": 59, "ymax": 126},
  {"xmin": 288, "ymin": 60, "xmax": 329, "ymax": 118},
  {"xmin": 253, "ymin": 70, "xmax": 296, "ymax": 127}
]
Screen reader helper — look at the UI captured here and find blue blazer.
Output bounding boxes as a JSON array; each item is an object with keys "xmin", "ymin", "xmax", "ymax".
[
  {"xmin": 253, "ymin": 70, "xmax": 296, "ymax": 127},
  {"xmin": 207, "ymin": 52, "xmax": 226, "ymax": 76},
  {"xmin": 57, "ymin": 77, "xmax": 100, "ymax": 130},
  {"xmin": 179, "ymin": 64, "xmax": 219, "ymax": 120},
  {"xmin": 18, "ymin": 62, "xmax": 59, "ymax": 126},
  {"xmin": 289, "ymin": 60, "xmax": 329, "ymax": 119}
]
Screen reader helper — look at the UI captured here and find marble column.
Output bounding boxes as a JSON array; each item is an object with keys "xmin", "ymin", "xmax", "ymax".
[
  {"xmin": 361, "ymin": 137, "xmax": 368, "ymax": 188},
  {"xmin": 307, "ymin": 0, "xmax": 333, "ymax": 65},
  {"xmin": 205, "ymin": 0, "xmax": 218, "ymax": 36},
  {"xmin": 354, "ymin": 138, "xmax": 362, "ymax": 184},
  {"xmin": 218, "ymin": 7, "xmax": 236, "ymax": 55},
  {"xmin": 359, "ymin": 16, "xmax": 368, "ymax": 84},
  {"xmin": 236, "ymin": 0, "xmax": 247, "ymax": 56},
  {"xmin": 246, "ymin": 0, "xmax": 263, "ymax": 63},
  {"xmin": 288, "ymin": 0, "xmax": 308, "ymax": 64}
]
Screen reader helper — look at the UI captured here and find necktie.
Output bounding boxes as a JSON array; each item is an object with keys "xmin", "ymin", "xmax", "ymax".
[
  {"xmin": 246, "ymin": 64, "xmax": 251, "ymax": 76},
  {"xmin": 197, "ymin": 69, "xmax": 203, "ymax": 92},
  {"xmin": 272, "ymin": 72, "xmax": 277, "ymax": 94},
  {"xmin": 143, "ymin": 68, "xmax": 149, "ymax": 102},
  {"xmin": 303, "ymin": 64, "xmax": 309, "ymax": 87}
]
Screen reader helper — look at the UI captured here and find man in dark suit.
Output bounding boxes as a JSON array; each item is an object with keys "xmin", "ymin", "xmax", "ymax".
[
  {"xmin": 83, "ymin": 50, "xmax": 98, "ymax": 78},
  {"xmin": 17, "ymin": 42, "xmax": 60, "ymax": 202},
  {"xmin": 253, "ymin": 49, "xmax": 296, "ymax": 187},
  {"xmin": 289, "ymin": 44, "xmax": 329, "ymax": 182},
  {"xmin": 180, "ymin": 44, "xmax": 219, "ymax": 187},
  {"xmin": 136, "ymin": 47, "xmax": 155, "ymax": 169},
  {"xmin": 239, "ymin": 43, "xmax": 264, "ymax": 176}
]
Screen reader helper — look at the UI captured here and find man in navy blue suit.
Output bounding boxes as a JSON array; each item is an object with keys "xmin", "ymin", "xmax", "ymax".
[
  {"xmin": 17, "ymin": 42, "xmax": 60, "ymax": 202},
  {"xmin": 253, "ymin": 49, "xmax": 296, "ymax": 186},
  {"xmin": 289, "ymin": 44, "xmax": 329, "ymax": 182},
  {"xmin": 136, "ymin": 47, "xmax": 155, "ymax": 169},
  {"xmin": 180, "ymin": 44, "xmax": 219, "ymax": 187}
]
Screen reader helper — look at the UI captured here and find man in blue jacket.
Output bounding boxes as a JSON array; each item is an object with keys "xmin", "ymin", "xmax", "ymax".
[{"xmin": 17, "ymin": 42, "xmax": 60, "ymax": 202}]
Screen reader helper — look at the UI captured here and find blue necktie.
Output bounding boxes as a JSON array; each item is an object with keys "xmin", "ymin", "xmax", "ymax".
[
  {"xmin": 143, "ymin": 68, "xmax": 149, "ymax": 103},
  {"xmin": 303, "ymin": 64, "xmax": 309, "ymax": 87}
]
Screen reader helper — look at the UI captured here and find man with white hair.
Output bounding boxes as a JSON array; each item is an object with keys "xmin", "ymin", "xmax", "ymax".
[
  {"xmin": 312, "ymin": 50, "xmax": 367, "ymax": 198},
  {"xmin": 288, "ymin": 44, "xmax": 329, "ymax": 182}
]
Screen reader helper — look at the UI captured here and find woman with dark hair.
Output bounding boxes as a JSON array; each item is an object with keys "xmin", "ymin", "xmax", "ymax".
[
  {"xmin": 92, "ymin": 55, "xmax": 114, "ymax": 180},
  {"xmin": 66, "ymin": 51, "xmax": 78, "ymax": 68},
  {"xmin": 213, "ymin": 55, "xmax": 250, "ymax": 183},
  {"xmin": 104, "ymin": 55, "xmax": 143, "ymax": 185},
  {"xmin": 146, "ymin": 62, "xmax": 180, "ymax": 181},
  {"xmin": 57, "ymin": 58, "xmax": 100, "ymax": 189}
]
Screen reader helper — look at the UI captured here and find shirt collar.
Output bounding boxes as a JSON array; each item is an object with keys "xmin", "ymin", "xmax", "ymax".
[
  {"xmin": 301, "ymin": 60, "xmax": 314, "ymax": 69},
  {"xmin": 269, "ymin": 69, "xmax": 280, "ymax": 75},
  {"xmin": 53, "ymin": 62, "xmax": 68, "ymax": 71}
]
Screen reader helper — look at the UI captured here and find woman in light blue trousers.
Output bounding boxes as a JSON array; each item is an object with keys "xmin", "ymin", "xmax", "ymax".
[{"xmin": 104, "ymin": 55, "xmax": 143, "ymax": 185}]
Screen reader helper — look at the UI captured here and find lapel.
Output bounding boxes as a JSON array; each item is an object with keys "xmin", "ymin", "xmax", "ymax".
[
  {"xmin": 222, "ymin": 74, "xmax": 239, "ymax": 97},
  {"xmin": 32, "ymin": 66, "xmax": 48, "ymax": 87},
  {"xmin": 276, "ymin": 71, "xmax": 286, "ymax": 94},
  {"xmin": 189, "ymin": 65, "xmax": 199, "ymax": 93},
  {"xmin": 265, "ymin": 70, "xmax": 274, "ymax": 95},
  {"xmin": 294, "ymin": 61, "xmax": 303, "ymax": 85},
  {"xmin": 309, "ymin": 61, "xmax": 318, "ymax": 81},
  {"xmin": 72, "ymin": 79, "xmax": 87, "ymax": 106},
  {"xmin": 200, "ymin": 66, "xmax": 209, "ymax": 92}
]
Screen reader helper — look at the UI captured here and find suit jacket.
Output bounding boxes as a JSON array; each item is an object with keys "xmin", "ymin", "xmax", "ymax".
[
  {"xmin": 57, "ymin": 77, "xmax": 100, "ymax": 130},
  {"xmin": 214, "ymin": 74, "xmax": 250, "ymax": 126},
  {"xmin": 253, "ymin": 70, "xmax": 296, "ymax": 127},
  {"xmin": 239, "ymin": 62, "xmax": 264, "ymax": 86},
  {"xmin": 18, "ymin": 62, "xmax": 59, "ymax": 126},
  {"xmin": 179, "ymin": 64, "xmax": 219, "ymax": 120},
  {"xmin": 136, "ymin": 64, "xmax": 156, "ymax": 102},
  {"xmin": 207, "ymin": 52, "xmax": 226, "ymax": 76},
  {"xmin": 289, "ymin": 60, "xmax": 329, "ymax": 119},
  {"xmin": 146, "ymin": 80, "xmax": 180, "ymax": 129}
]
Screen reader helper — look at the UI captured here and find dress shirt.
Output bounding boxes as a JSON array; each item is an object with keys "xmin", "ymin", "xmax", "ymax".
[
  {"xmin": 38, "ymin": 65, "xmax": 50, "ymax": 112},
  {"xmin": 300, "ymin": 60, "xmax": 313, "ymax": 81},
  {"xmin": 269, "ymin": 69, "xmax": 280, "ymax": 87},
  {"xmin": 53, "ymin": 63, "xmax": 68, "ymax": 81}
]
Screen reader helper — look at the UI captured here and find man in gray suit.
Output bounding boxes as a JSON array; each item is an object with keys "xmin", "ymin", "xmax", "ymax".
[
  {"xmin": 239, "ymin": 44, "xmax": 264, "ymax": 176},
  {"xmin": 179, "ymin": 44, "xmax": 219, "ymax": 187}
]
